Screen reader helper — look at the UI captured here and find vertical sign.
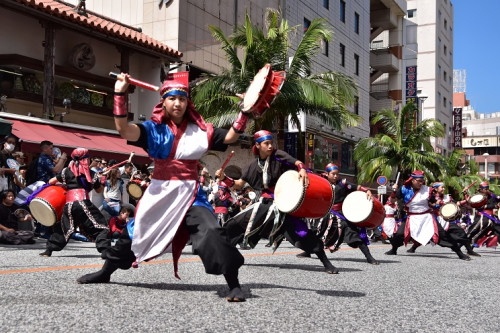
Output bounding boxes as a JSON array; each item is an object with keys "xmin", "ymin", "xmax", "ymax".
[
  {"xmin": 406, "ymin": 66, "xmax": 417, "ymax": 104},
  {"xmin": 306, "ymin": 133, "xmax": 314, "ymax": 169},
  {"xmin": 452, "ymin": 107, "xmax": 463, "ymax": 148}
]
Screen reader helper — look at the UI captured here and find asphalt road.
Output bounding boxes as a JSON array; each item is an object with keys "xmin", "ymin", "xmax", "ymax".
[{"xmin": 1, "ymin": 238, "xmax": 499, "ymax": 332}]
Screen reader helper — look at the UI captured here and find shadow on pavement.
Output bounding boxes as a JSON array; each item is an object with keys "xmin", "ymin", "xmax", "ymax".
[{"xmin": 111, "ymin": 281, "xmax": 366, "ymax": 300}]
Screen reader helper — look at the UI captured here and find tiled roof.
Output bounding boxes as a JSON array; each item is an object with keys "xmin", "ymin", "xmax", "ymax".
[{"xmin": 10, "ymin": 0, "xmax": 182, "ymax": 59}]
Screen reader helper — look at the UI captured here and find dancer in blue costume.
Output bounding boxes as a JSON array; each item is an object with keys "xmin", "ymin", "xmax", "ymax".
[{"xmin": 77, "ymin": 75, "xmax": 251, "ymax": 302}]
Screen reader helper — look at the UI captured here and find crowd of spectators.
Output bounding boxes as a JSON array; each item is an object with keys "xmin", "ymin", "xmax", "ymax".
[{"xmin": 0, "ymin": 134, "xmax": 152, "ymax": 245}]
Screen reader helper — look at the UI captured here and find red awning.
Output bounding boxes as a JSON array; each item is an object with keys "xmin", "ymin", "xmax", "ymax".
[{"xmin": 10, "ymin": 119, "xmax": 151, "ymax": 165}]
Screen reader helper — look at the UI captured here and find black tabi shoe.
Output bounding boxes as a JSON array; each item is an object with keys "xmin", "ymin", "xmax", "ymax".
[
  {"xmin": 384, "ymin": 249, "xmax": 397, "ymax": 255},
  {"xmin": 296, "ymin": 251, "xmax": 311, "ymax": 258},
  {"xmin": 467, "ymin": 251, "xmax": 481, "ymax": 257},
  {"xmin": 39, "ymin": 250, "xmax": 52, "ymax": 257}
]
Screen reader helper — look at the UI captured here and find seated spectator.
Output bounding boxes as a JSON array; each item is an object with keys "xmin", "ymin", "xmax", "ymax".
[
  {"xmin": 103, "ymin": 168, "xmax": 123, "ymax": 217},
  {"xmin": 37, "ymin": 140, "xmax": 67, "ymax": 182},
  {"xmin": 0, "ymin": 134, "xmax": 19, "ymax": 193},
  {"xmin": 0, "ymin": 190, "xmax": 35, "ymax": 244},
  {"xmin": 108, "ymin": 206, "xmax": 131, "ymax": 240}
]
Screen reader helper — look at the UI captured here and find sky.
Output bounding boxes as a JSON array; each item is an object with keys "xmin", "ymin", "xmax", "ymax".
[{"xmin": 453, "ymin": 0, "xmax": 500, "ymax": 114}]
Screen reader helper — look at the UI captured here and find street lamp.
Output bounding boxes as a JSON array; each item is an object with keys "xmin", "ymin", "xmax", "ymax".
[
  {"xmin": 417, "ymin": 93, "xmax": 428, "ymax": 123},
  {"xmin": 483, "ymin": 153, "xmax": 489, "ymax": 180}
]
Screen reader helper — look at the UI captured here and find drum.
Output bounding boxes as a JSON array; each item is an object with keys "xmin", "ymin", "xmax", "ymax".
[
  {"xmin": 241, "ymin": 63, "xmax": 286, "ymax": 119},
  {"xmin": 440, "ymin": 202, "xmax": 460, "ymax": 221},
  {"xmin": 29, "ymin": 186, "xmax": 67, "ymax": 226},
  {"xmin": 342, "ymin": 191, "xmax": 385, "ymax": 229},
  {"xmin": 274, "ymin": 170, "xmax": 334, "ymax": 218},
  {"xmin": 468, "ymin": 193, "xmax": 487, "ymax": 208},
  {"xmin": 127, "ymin": 182, "xmax": 144, "ymax": 200}
]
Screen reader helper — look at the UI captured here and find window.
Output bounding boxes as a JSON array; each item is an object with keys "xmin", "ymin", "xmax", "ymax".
[
  {"xmin": 340, "ymin": 43, "xmax": 345, "ymax": 67},
  {"xmin": 444, "ymin": 45, "xmax": 447, "ymax": 55},
  {"xmin": 303, "ymin": 18, "xmax": 311, "ymax": 32},
  {"xmin": 354, "ymin": 53, "xmax": 359, "ymax": 76},
  {"xmin": 354, "ymin": 97, "xmax": 359, "ymax": 115},
  {"xmin": 438, "ymin": 92, "xmax": 441, "ymax": 102},
  {"xmin": 443, "ymin": 70, "xmax": 447, "ymax": 81},
  {"xmin": 323, "ymin": 0, "xmax": 329, "ymax": 9},
  {"xmin": 340, "ymin": 0, "xmax": 346, "ymax": 23},
  {"xmin": 354, "ymin": 12, "xmax": 360, "ymax": 34},
  {"xmin": 438, "ymin": 10, "xmax": 442, "ymax": 19},
  {"xmin": 444, "ymin": 19, "xmax": 447, "ymax": 30},
  {"xmin": 438, "ymin": 38, "xmax": 441, "ymax": 47},
  {"xmin": 322, "ymin": 39, "xmax": 329, "ymax": 57},
  {"xmin": 438, "ymin": 65, "xmax": 441, "ymax": 75},
  {"xmin": 407, "ymin": 9, "xmax": 416, "ymax": 18},
  {"xmin": 443, "ymin": 96, "xmax": 447, "ymax": 108}
]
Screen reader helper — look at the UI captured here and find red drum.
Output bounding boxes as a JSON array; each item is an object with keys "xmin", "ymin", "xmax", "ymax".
[
  {"xmin": 342, "ymin": 191, "xmax": 384, "ymax": 229},
  {"xmin": 274, "ymin": 170, "xmax": 334, "ymax": 218},
  {"xmin": 29, "ymin": 186, "xmax": 67, "ymax": 226},
  {"xmin": 241, "ymin": 63, "xmax": 286, "ymax": 119},
  {"xmin": 468, "ymin": 193, "xmax": 487, "ymax": 208}
]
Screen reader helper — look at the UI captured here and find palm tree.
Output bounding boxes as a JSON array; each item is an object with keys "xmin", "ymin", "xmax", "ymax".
[
  {"xmin": 354, "ymin": 102, "xmax": 445, "ymax": 184},
  {"xmin": 191, "ymin": 9, "xmax": 360, "ymax": 136},
  {"xmin": 439, "ymin": 149, "xmax": 483, "ymax": 200}
]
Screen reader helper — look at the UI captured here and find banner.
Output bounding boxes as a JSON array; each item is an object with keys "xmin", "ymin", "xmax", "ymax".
[{"xmin": 452, "ymin": 107, "xmax": 462, "ymax": 148}]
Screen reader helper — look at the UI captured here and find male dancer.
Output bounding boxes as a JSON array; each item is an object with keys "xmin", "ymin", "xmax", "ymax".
[
  {"xmin": 221, "ymin": 130, "xmax": 339, "ymax": 274},
  {"xmin": 39, "ymin": 148, "xmax": 111, "ymax": 257},
  {"xmin": 406, "ymin": 181, "xmax": 480, "ymax": 257},
  {"xmin": 77, "ymin": 76, "xmax": 248, "ymax": 302},
  {"xmin": 385, "ymin": 171, "xmax": 471, "ymax": 260},
  {"xmin": 305, "ymin": 163, "xmax": 379, "ymax": 264},
  {"xmin": 466, "ymin": 181, "xmax": 500, "ymax": 245}
]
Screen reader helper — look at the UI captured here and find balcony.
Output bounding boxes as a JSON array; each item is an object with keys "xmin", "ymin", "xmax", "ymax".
[{"xmin": 370, "ymin": 48, "xmax": 399, "ymax": 73}]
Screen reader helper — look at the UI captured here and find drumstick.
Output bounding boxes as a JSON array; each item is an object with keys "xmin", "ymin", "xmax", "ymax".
[
  {"xmin": 462, "ymin": 181, "xmax": 477, "ymax": 193},
  {"xmin": 221, "ymin": 151, "xmax": 234, "ymax": 171},
  {"xmin": 109, "ymin": 72, "xmax": 160, "ymax": 92},
  {"xmin": 395, "ymin": 172, "xmax": 400, "ymax": 185},
  {"xmin": 102, "ymin": 152, "xmax": 135, "ymax": 175}
]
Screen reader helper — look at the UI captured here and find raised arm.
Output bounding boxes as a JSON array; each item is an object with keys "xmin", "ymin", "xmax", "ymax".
[{"xmin": 113, "ymin": 73, "xmax": 141, "ymax": 142}]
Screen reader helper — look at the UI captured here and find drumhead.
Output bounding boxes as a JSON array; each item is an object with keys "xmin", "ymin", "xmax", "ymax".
[
  {"xmin": 470, "ymin": 194, "xmax": 485, "ymax": 203},
  {"xmin": 441, "ymin": 203, "xmax": 458, "ymax": 217},
  {"xmin": 29, "ymin": 198, "xmax": 56, "ymax": 226},
  {"xmin": 242, "ymin": 65, "xmax": 271, "ymax": 111},
  {"xmin": 274, "ymin": 170, "xmax": 304, "ymax": 213},
  {"xmin": 127, "ymin": 183, "xmax": 143, "ymax": 200},
  {"xmin": 342, "ymin": 191, "xmax": 373, "ymax": 223}
]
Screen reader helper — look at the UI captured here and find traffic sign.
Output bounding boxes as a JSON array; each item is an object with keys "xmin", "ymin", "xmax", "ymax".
[
  {"xmin": 377, "ymin": 176, "xmax": 388, "ymax": 186},
  {"xmin": 378, "ymin": 185, "xmax": 387, "ymax": 194}
]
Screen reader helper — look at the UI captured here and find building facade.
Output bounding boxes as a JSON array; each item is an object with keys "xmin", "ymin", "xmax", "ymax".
[{"xmin": 406, "ymin": 0, "xmax": 454, "ymax": 155}]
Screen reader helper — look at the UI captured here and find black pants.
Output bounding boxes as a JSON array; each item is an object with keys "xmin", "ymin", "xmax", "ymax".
[
  {"xmin": 468, "ymin": 213, "xmax": 500, "ymax": 244},
  {"xmin": 45, "ymin": 200, "xmax": 110, "ymax": 253},
  {"xmin": 225, "ymin": 200, "xmax": 324, "ymax": 253},
  {"xmin": 102, "ymin": 206, "xmax": 244, "ymax": 275},
  {"xmin": 389, "ymin": 218, "xmax": 460, "ymax": 249}
]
